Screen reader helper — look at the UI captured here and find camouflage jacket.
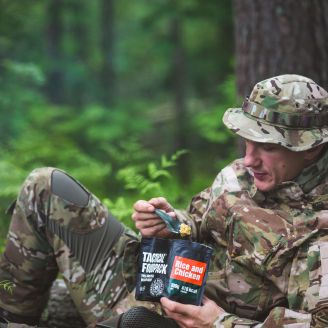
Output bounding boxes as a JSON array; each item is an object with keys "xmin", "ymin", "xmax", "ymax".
[{"xmin": 176, "ymin": 150, "xmax": 328, "ymax": 327}]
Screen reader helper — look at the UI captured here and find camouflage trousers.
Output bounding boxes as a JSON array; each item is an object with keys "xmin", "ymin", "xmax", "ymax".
[{"xmin": 0, "ymin": 168, "xmax": 152, "ymax": 327}]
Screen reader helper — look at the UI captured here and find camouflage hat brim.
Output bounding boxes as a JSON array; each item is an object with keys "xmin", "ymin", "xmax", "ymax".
[{"xmin": 223, "ymin": 107, "xmax": 328, "ymax": 151}]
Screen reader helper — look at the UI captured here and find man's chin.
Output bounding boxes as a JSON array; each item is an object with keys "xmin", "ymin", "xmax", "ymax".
[{"xmin": 254, "ymin": 179, "xmax": 275, "ymax": 192}]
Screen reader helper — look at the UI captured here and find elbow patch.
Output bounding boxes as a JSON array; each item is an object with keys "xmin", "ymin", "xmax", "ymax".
[{"xmin": 51, "ymin": 169, "xmax": 89, "ymax": 207}]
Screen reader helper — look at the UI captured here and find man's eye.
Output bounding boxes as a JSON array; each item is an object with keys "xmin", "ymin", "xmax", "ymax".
[{"xmin": 262, "ymin": 145, "xmax": 276, "ymax": 151}]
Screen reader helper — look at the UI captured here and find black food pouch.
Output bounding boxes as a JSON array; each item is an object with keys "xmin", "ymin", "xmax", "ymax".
[{"xmin": 136, "ymin": 237, "xmax": 212, "ymax": 305}]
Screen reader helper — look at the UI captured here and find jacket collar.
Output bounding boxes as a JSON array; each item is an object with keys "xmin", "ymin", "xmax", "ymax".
[{"xmin": 294, "ymin": 148, "xmax": 328, "ymax": 193}]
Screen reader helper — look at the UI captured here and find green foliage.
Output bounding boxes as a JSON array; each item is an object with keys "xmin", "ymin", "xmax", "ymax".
[
  {"xmin": 118, "ymin": 151, "xmax": 187, "ymax": 195},
  {"xmin": 103, "ymin": 150, "xmax": 188, "ymax": 229},
  {"xmin": 0, "ymin": 0, "xmax": 236, "ymax": 252},
  {"xmin": 0, "ymin": 98, "xmax": 155, "ymax": 249},
  {"xmin": 0, "ymin": 60, "xmax": 44, "ymax": 142},
  {"xmin": 0, "ymin": 280, "xmax": 15, "ymax": 295},
  {"xmin": 193, "ymin": 75, "xmax": 238, "ymax": 144}
]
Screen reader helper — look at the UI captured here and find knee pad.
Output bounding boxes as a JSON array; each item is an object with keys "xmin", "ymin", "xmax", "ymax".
[
  {"xmin": 96, "ymin": 307, "xmax": 179, "ymax": 328},
  {"xmin": 49, "ymin": 169, "xmax": 125, "ymax": 274},
  {"xmin": 51, "ymin": 170, "xmax": 89, "ymax": 207}
]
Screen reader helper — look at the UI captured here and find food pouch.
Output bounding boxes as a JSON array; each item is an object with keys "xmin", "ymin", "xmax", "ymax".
[{"xmin": 135, "ymin": 237, "xmax": 213, "ymax": 305}]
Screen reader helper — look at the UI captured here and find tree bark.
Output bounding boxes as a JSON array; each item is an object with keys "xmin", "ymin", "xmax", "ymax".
[
  {"xmin": 45, "ymin": 0, "xmax": 65, "ymax": 105},
  {"xmin": 233, "ymin": 0, "xmax": 328, "ymax": 98},
  {"xmin": 68, "ymin": 0, "xmax": 90, "ymax": 109},
  {"xmin": 170, "ymin": 16, "xmax": 190, "ymax": 185},
  {"xmin": 99, "ymin": 0, "xmax": 116, "ymax": 107},
  {"xmin": 233, "ymin": 0, "xmax": 328, "ymax": 155}
]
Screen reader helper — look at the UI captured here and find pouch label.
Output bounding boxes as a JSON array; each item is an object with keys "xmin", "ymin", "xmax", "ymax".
[
  {"xmin": 170, "ymin": 256, "xmax": 206, "ymax": 286},
  {"xmin": 135, "ymin": 237, "xmax": 213, "ymax": 305},
  {"xmin": 141, "ymin": 252, "xmax": 168, "ymax": 274}
]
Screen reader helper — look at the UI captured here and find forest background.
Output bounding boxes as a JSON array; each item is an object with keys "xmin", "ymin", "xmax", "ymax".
[
  {"xmin": 1, "ymin": 0, "xmax": 328, "ymax": 253},
  {"xmin": 0, "ymin": 0, "xmax": 237, "ymax": 251}
]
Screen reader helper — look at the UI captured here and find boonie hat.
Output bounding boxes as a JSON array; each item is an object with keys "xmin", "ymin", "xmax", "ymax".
[{"xmin": 223, "ymin": 74, "xmax": 328, "ymax": 151}]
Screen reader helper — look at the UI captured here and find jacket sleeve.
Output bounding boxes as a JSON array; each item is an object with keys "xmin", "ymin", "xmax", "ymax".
[
  {"xmin": 175, "ymin": 186, "xmax": 211, "ymax": 241},
  {"xmin": 213, "ymin": 306, "xmax": 328, "ymax": 328},
  {"xmin": 175, "ymin": 163, "xmax": 247, "ymax": 242},
  {"xmin": 213, "ymin": 233, "xmax": 328, "ymax": 328}
]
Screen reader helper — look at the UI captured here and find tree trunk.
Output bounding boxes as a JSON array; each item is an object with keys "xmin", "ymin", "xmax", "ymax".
[
  {"xmin": 68, "ymin": 0, "xmax": 90, "ymax": 109},
  {"xmin": 233, "ymin": 0, "xmax": 328, "ymax": 98},
  {"xmin": 45, "ymin": 0, "xmax": 65, "ymax": 105},
  {"xmin": 170, "ymin": 16, "xmax": 190, "ymax": 185},
  {"xmin": 233, "ymin": 0, "xmax": 328, "ymax": 155},
  {"xmin": 99, "ymin": 0, "xmax": 116, "ymax": 107},
  {"xmin": 40, "ymin": 279, "xmax": 86, "ymax": 328}
]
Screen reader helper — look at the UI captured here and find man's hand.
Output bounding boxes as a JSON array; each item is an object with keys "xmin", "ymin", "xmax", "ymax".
[
  {"xmin": 160, "ymin": 296, "xmax": 225, "ymax": 328},
  {"xmin": 132, "ymin": 197, "xmax": 176, "ymax": 238}
]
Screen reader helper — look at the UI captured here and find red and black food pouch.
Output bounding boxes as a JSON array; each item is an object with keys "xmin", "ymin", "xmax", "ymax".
[{"xmin": 136, "ymin": 237, "xmax": 212, "ymax": 305}]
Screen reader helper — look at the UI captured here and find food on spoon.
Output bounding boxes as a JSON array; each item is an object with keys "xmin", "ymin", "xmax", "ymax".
[{"xmin": 179, "ymin": 223, "xmax": 191, "ymax": 237}]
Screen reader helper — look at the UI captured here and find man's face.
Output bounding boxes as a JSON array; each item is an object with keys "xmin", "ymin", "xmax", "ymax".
[{"xmin": 244, "ymin": 140, "xmax": 308, "ymax": 192}]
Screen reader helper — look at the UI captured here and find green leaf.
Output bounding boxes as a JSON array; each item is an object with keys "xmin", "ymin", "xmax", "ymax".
[
  {"xmin": 0, "ymin": 280, "xmax": 16, "ymax": 295},
  {"xmin": 147, "ymin": 163, "xmax": 171, "ymax": 180}
]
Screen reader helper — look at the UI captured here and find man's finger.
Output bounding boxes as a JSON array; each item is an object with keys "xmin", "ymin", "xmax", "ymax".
[
  {"xmin": 133, "ymin": 200, "xmax": 155, "ymax": 212},
  {"xmin": 132, "ymin": 211, "xmax": 159, "ymax": 222},
  {"xmin": 148, "ymin": 197, "xmax": 173, "ymax": 211},
  {"xmin": 135, "ymin": 218, "xmax": 166, "ymax": 230},
  {"xmin": 160, "ymin": 297, "xmax": 194, "ymax": 315},
  {"xmin": 137, "ymin": 224, "xmax": 168, "ymax": 237}
]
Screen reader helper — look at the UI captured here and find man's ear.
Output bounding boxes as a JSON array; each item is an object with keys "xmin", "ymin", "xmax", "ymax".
[{"xmin": 304, "ymin": 144, "xmax": 327, "ymax": 162}]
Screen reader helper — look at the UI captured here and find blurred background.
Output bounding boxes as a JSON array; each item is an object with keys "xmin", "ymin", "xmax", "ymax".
[{"xmin": 0, "ymin": 0, "xmax": 328, "ymax": 250}]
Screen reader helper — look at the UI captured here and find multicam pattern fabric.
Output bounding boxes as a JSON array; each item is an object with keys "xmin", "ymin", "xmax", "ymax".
[
  {"xmin": 0, "ymin": 167, "xmax": 139, "ymax": 327},
  {"xmin": 6, "ymin": 324, "xmax": 38, "ymax": 328},
  {"xmin": 176, "ymin": 150, "xmax": 328, "ymax": 327},
  {"xmin": 223, "ymin": 74, "xmax": 328, "ymax": 151}
]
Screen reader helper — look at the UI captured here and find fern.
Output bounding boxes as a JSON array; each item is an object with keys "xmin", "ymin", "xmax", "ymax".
[
  {"xmin": 0, "ymin": 280, "xmax": 15, "ymax": 295},
  {"xmin": 103, "ymin": 150, "xmax": 187, "ymax": 225},
  {"xmin": 117, "ymin": 150, "xmax": 186, "ymax": 196}
]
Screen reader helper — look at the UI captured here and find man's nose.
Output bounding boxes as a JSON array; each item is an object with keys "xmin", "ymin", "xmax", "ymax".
[{"xmin": 244, "ymin": 142, "xmax": 260, "ymax": 168}]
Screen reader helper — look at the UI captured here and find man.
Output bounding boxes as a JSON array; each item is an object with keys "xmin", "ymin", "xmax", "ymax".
[
  {"xmin": 1, "ymin": 74, "xmax": 328, "ymax": 328},
  {"xmin": 133, "ymin": 74, "xmax": 328, "ymax": 327}
]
